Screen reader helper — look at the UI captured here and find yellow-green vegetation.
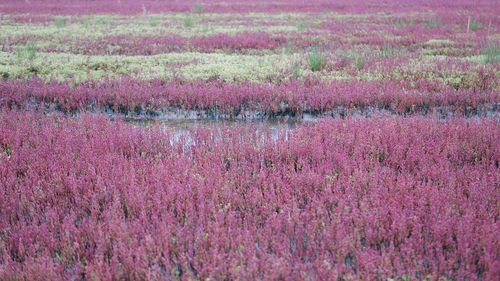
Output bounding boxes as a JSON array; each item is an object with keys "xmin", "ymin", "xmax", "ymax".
[
  {"xmin": 0, "ymin": 13, "xmax": 324, "ymax": 40},
  {"xmin": 481, "ymin": 43, "xmax": 500, "ymax": 64},
  {"xmin": 424, "ymin": 39, "xmax": 454, "ymax": 46},
  {"xmin": 307, "ymin": 51, "xmax": 327, "ymax": 71},
  {"xmin": 0, "ymin": 11, "xmax": 405, "ymax": 43},
  {"xmin": 383, "ymin": 57, "xmax": 499, "ymax": 89},
  {"xmin": 1, "ymin": 11, "xmax": 498, "ymax": 85},
  {"xmin": 0, "ymin": 51, "xmax": 304, "ymax": 83},
  {"xmin": 2, "ymin": 48, "xmax": 497, "ymax": 87}
]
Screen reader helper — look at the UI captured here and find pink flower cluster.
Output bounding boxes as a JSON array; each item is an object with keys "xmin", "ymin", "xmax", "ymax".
[{"xmin": 0, "ymin": 111, "xmax": 498, "ymax": 280}]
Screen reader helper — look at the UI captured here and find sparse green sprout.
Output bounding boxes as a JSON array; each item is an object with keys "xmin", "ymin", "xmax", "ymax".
[
  {"xmin": 201, "ymin": 23, "xmax": 212, "ymax": 33},
  {"xmin": 79, "ymin": 16, "xmax": 90, "ymax": 27},
  {"xmin": 308, "ymin": 51, "xmax": 327, "ymax": 71},
  {"xmin": 184, "ymin": 15, "xmax": 194, "ymax": 27},
  {"xmin": 282, "ymin": 41, "xmax": 292, "ymax": 55},
  {"xmin": 16, "ymin": 43, "xmax": 37, "ymax": 60},
  {"xmin": 482, "ymin": 43, "xmax": 500, "ymax": 64},
  {"xmin": 148, "ymin": 17, "xmax": 159, "ymax": 27},
  {"xmin": 95, "ymin": 18, "xmax": 107, "ymax": 26},
  {"xmin": 425, "ymin": 17, "xmax": 442, "ymax": 29},
  {"xmin": 191, "ymin": 4, "xmax": 204, "ymax": 14},
  {"xmin": 54, "ymin": 17, "xmax": 67, "ymax": 28},
  {"xmin": 292, "ymin": 64, "xmax": 302, "ymax": 78},
  {"xmin": 171, "ymin": 267, "xmax": 180, "ymax": 278},
  {"xmin": 355, "ymin": 55, "xmax": 365, "ymax": 69},
  {"xmin": 392, "ymin": 19, "xmax": 405, "ymax": 29},
  {"xmin": 2, "ymin": 144, "xmax": 13, "ymax": 157},
  {"xmin": 297, "ymin": 21, "xmax": 309, "ymax": 32},
  {"xmin": 425, "ymin": 39, "xmax": 453, "ymax": 46},
  {"xmin": 470, "ymin": 19, "xmax": 481, "ymax": 31},
  {"xmin": 380, "ymin": 43, "xmax": 395, "ymax": 58}
]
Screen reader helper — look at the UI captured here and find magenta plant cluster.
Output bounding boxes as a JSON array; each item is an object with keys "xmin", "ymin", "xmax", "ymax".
[
  {"xmin": 1, "ymin": 77, "xmax": 498, "ymax": 116},
  {"xmin": 0, "ymin": 112, "xmax": 499, "ymax": 280},
  {"xmin": 1, "ymin": 1, "xmax": 499, "ymax": 280},
  {"xmin": 1, "ymin": 0, "xmax": 496, "ymax": 14}
]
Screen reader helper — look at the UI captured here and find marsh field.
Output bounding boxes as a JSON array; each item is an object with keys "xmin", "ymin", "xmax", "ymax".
[{"xmin": 0, "ymin": 0, "xmax": 499, "ymax": 280}]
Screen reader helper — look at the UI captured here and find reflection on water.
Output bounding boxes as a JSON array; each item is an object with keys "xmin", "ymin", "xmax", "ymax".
[
  {"xmin": 125, "ymin": 117, "xmax": 303, "ymax": 129},
  {"xmin": 119, "ymin": 103, "xmax": 499, "ymax": 145},
  {"xmin": 125, "ymin": 117, "xmax": 307, "ymax": 145}
]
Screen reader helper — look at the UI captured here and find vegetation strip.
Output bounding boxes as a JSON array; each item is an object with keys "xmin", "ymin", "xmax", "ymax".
[{"xmin": 1, "ymin": 112, "xmax": 499, "ymax": 280}]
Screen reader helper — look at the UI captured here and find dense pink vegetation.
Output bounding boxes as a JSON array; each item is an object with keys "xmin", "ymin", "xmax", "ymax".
[
  {"xmin": 1, "ymin": 33, "xmax": 289, "ymax": 55},
  {"xmin": 2, "ymin": 0, "xmax": 498, "ymax": 15},
  {"xmin": 1, "ymin": 1, "xmax": 499, "ymax": 280},
  {"xmin": 0, "ymin": 112, "xmax": 499, "ymax": 280},
  {"xmin": 1, "ymin": 77, "xmax": 498, "ymax": 116},
  {"xmin": 0, "ymin": 31, "xmax": 491, "ymax": 56},
  {"xmin": 46, "ymin": 33, "xmax": 288, "ymax": 55}
]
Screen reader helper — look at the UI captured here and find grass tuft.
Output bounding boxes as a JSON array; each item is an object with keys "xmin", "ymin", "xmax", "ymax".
[
  {"xmin": 54, "ymin": 17, "xmax": 67, "ymax": 28},
  {"xmin": 148, "ymin": 17, "xmax": 159, "ymax": 27},
  {"xmin": 308, "ymin": 51, "xmax": 327, "ymax": 72},
  {"xmin": 482, "ymin": 43, "xmax": 500, "ymax": 64},
  {"xmin": 380, "ymin": 43, "xmax": 395, "ymax": 58},
  {"xmin": 296, "ymin": 21, "xmax": 309, "ymax": 32},
  {"xmin": 16, "ymin": 43, "xmax": 37, "ymax": 60},
  {"xmin": 424, "ymin": 17, "xmax": 442, "ymax": 29},
  {"xmin": 470, "ymin": 19, "xmax": 481, "ymax": 31},
  {"xmin": 355, "ymin": 55, "xmax": 365, "ymax": 69},
  {"xmin": 184, "ymin": 15, "xmax": 194, "ymax": 27}
]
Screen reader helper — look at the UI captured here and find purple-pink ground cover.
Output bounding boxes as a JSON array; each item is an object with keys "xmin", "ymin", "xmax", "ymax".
[
  {"xmin": 1, "ymin": 78, "xmax": 498, "ymax": 116},
  {"xmin": 0, "ymin": 0, "xmax": 497, "ymax": 14},
  {"xmin": 0, "ymin": 112, "xmax": 499, "ymax": 280},
  {"xmin": 1, "ymin": 1, "xmax": 499, "ymax": 280}
]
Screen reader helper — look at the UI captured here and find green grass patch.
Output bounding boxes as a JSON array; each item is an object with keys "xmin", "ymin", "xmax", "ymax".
[
  {"xmin": 296, "ymin": 21, "xmax": 309, "ymax": 32},
  {"xmin": 308, "ymin": 51, "xmax": 327, "ymax": 71},
  {"xmin": 470, "ymin": 19, "xmax": 481, "ymax": 31},
  {"xmin": 148, "ymin": 17, "xmax": 159, "ymax": 27},
  {"xmin": 15, "ymin": 43, "xmax": 37, "ymax": 60},
  {"xmin": 425, "ymin": 39, "xmax": 454, "ymax": 46},
  {"xmin": 54, "ymin": 17, "xmax": 67, "ymax": 28},
  {"xmin": 380, "ymin": 43, "xmax": 395, "ymax": 58},
  {"xmin": 184, "ymin": 15, "xmax": 194, "ymax": 27},
  {"xmin": 482, "ymin": 43, "xmax": 500, "ymax": 64},
  {"xmin": 355, "ymin": 55, "xmax": 365, "ymax": 69},
  {"xmin": 424, "ymin": 17, "xmax": 442, "ymax": 29}
]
